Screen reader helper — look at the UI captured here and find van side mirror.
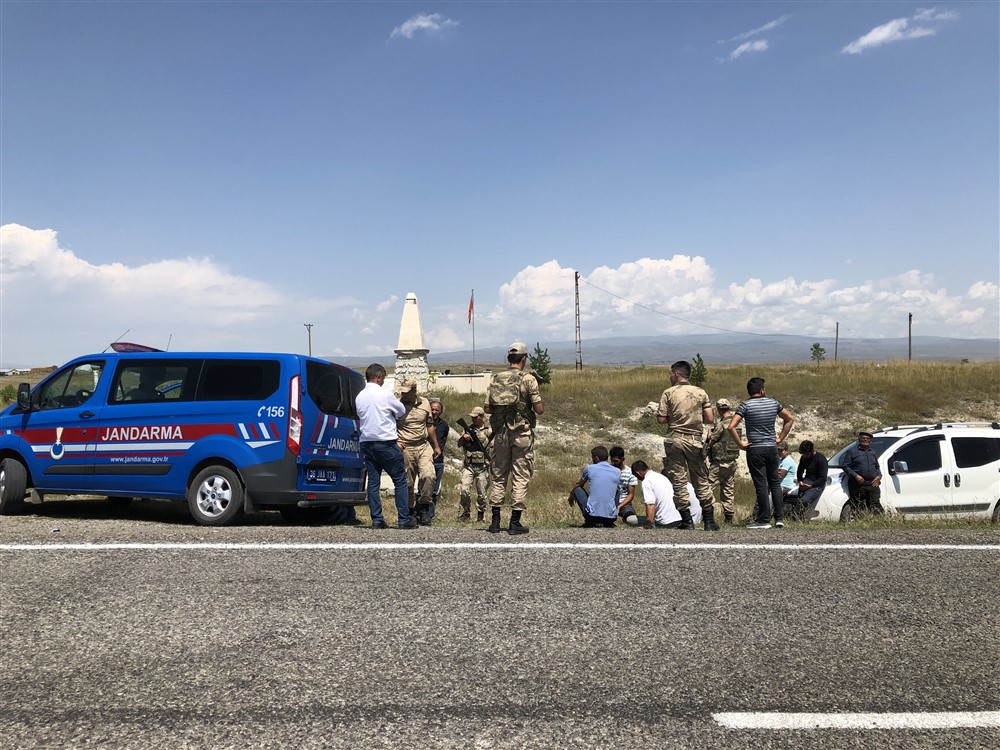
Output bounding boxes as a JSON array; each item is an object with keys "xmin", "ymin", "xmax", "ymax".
[
  {"xmin": 890, "ymin": 460, "xmax": 909, "ymax": 475},
  {"xmin": 16, "ymin": 383, "xmax": 32, "ymax": 411}
]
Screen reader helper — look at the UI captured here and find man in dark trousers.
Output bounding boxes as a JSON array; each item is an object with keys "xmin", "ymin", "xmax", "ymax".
[
  {"xmin": 792, "ymin": 440, "xmax": 829, "ymax": 520},
  {"xmin": 841, "ymin": 431, "xmax": 883, "ymax": 515}
]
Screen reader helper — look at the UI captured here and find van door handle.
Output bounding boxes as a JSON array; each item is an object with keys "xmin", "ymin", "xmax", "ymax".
[
  {"xmin": 954, "ymin": 473, "xmax": 961, "ymax": 488},
  {"xmin": 943, "ymin": 474, "xmax": 950, "ymax": 487},
  {"xmin": 79, "ymin": 411, "xmax": 96, "ymax": 419}
]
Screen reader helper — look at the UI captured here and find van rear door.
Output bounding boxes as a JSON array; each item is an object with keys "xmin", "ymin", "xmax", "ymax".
[{"xmin": 298, "ymin": 360, "xmax": 365, "ymax": 499}]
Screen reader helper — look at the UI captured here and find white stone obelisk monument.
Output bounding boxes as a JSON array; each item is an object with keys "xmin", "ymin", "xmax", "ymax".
[{"xmin": 394, "ymin": 292, "xmax": 430, "ymax": 389}]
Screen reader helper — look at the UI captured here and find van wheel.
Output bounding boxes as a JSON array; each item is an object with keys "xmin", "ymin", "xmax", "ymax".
[
  {"xmin": 839, "ymin": 502, "xmax": 858, "ymax": 523},
  {"xmin": 187, "ymin": 466, "xmax": 245, "ymax": 526},
  {"xmin": 0, "ymin": 458, "xmax": 28, "ymax": 515},
  {"xmin": 992, "ymin": 501, "xmax": 1000, "ymax": 524}
]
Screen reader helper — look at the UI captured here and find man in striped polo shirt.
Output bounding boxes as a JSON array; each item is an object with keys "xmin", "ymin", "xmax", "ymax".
[{"xmin": 726, "ymin": 377, "xmax": 795, "ymax": 529}]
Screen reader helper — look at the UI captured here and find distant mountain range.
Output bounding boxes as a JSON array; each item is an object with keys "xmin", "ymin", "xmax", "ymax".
[{"xmin": 327, "ymin": 334, "xmax": 999, "ymax": 367}]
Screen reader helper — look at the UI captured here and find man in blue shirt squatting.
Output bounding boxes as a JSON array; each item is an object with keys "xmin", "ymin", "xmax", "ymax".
[
  {"xmin": 567, "ymin": 445, "xmax": 621, "ymax": 528},
  {"xmin": 354, "ymin": 363, "xmax": 417, "ymax": 530}
]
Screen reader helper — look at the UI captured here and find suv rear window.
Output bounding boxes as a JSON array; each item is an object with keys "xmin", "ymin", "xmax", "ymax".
[
  {"xmin": 305, "ymin": 361, "xmax": 364, "ymax": 418},
  {"xmin": 198, "ymin": 360, "xmax": 280, "ymax": 401}
]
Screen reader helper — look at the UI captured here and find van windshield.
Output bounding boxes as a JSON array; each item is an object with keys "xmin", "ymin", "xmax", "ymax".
[{"xmin": 829, "ymin": 436, "xmax": 901, "ymax": 468}]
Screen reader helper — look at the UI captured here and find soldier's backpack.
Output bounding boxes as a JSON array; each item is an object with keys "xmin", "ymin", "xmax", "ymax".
[{"xmin": 488, "ymin": 369, "xmax": 531, "ymax": 429}]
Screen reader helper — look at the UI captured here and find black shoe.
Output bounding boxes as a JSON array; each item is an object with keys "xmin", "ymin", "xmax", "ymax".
[
  {"xmin": 457, "ymin": 512, "xmax": 471, "ymax": 522},
  {"xmin": 508, "ymin": 509, "xmax": 529, "ymax": 535},
  {"xmin": 724, "ymin": 513, "xmax": 734, "ymax": 524},
  {"xmin": 371, "ymin": 520, "xmax": 390, "ymax": 530},
  {"xmin": 476, "ymin": 511, "xmax": 485, "ymax": 523},
  {"xmin": 703, "ymin": 507, "xmax": 720, "ymax": 531},
  {"xmin": 417, "ymin": 504, "xmax": 433, "ymax": 526},
  {"xmin": 487, "ymin": 508, "xmax": 502, "ymax": 533},
  {"xmin": 399, "ymin": 517, "xmax": 419, "ymax": 529},
  {"xmin": 678, "ymin": 509, "xmax": 695, "ymax": 530}
]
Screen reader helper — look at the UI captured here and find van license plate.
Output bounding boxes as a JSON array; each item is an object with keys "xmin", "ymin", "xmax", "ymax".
[{"xmin": 307, "ymin": 469, "xmax": 338, "ymax": 483}]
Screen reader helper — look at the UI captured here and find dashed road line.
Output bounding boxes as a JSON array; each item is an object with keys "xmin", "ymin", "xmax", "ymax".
[{"xmin": 713, "ymin": 711, "xmax": 1000, "ymax": 730}]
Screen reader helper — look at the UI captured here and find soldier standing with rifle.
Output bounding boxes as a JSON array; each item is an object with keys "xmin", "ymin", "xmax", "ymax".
[
  {"xmin": 456, "ymin": 406, "xmax": 492, "ymax": 522},
  {"xmin": 706, "ymin": 398, "xmax": 741, "ymax": 524}
]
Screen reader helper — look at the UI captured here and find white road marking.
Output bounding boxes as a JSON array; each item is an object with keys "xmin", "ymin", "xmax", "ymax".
[
  {"xmin": 713, "ymin": 711, "xmax": 1000, "ymax": 730},
  {"xmin": 0, "ymin": 542, "xmax": 997, "ymax": 552}
]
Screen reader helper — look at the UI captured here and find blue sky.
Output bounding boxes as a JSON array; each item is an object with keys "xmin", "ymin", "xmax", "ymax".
[{"xmin": 2, "ymin": 1, "xmax": 997, "ymax": 367}]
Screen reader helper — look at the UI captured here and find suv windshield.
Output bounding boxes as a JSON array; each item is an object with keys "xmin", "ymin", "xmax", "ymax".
[{"xmin": 829, "ymin": 436, "xmax": 901, "ymax": 467}]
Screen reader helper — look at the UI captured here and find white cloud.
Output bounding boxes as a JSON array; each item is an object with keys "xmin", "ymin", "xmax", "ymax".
[
  {"xmin": 390, "ymin": 13, "xmax": 458, "ymax": 40},
  {"xmin": 729, "ymin": 15, "xmax": 788, "ymax": 42},
  {"xmin": 375, "ymin": 295, "xmax": 399, "ymax": 313},
  {"xmin": 842, "ymin": 8, "xmax": 958, "ymax": 55},
  {"xmin": 730, "ymin": 40, "xmax": 769, "ymax": 60}
]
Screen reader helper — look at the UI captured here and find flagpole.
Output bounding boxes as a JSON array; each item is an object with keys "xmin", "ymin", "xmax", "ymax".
[{"xmin": 471, "ymin": 289, "xmax": 476, "ymax": 375}]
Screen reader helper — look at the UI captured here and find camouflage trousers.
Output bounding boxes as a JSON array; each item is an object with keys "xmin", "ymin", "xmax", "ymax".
[
  {"xmin": 402, "ymin": 443, "xmax": 436, "ymax": 507},
  {"xmin": 489, "ymin": 429, "xmax": 535, "ymax": 512},
  {"xmin": 663, "ymin": 434, "xmax": 714, "ymax": 513},
  {"xmin": 708, "ymin": 461, "xmax": 737, "ymax": 516},
  {"xmin": 460, "ymin": 463, "xmax": 490, "ymax": 514}
]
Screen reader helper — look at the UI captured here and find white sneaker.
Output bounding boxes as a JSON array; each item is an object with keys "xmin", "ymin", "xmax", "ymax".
[
  {"xmin": 746, "ymin": 521, "xmax": 772, "ymax": 529},
  {"xmin": 775, "ymin": 520, "xmax": 785, "ymax": 528}
]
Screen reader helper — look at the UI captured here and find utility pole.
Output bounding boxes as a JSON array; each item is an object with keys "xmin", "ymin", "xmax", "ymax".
[
  {"xmin": 834, "ymin": 322, "xmax": 839, "ymax": 362},
  {"xmin": 304, "ymin": 323, "xmax": 313, "ymax": 356},
  {"xmin": 908, "ymin": 313, "xmax": 912, "ymax": 362},
  {"xmin": 574, "ymin": 271, "xmax": 583, "ymax": 371}
]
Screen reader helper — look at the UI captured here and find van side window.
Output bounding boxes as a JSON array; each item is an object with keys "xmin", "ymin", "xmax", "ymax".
[
  {"xmin": 111, "ymin": 361, "xmax": 198, "ymax": 404},
  {"xmin": 892, "ymin": 438, "xmax": 943, "ymax": 473},
  {"xmin": 952, "ymin": 437, "xmax": 1000, "ymax": 469},
  {"xmin": 305, "ymin": 361, "xmax": 363, "ymax": 419},
  {"xmin": 35, "ymin": 361, "xmax": 105, "ymax": 410},
  {"xmin": 198, "ymin": 360, "xmax": 279, "ymax": 401}
]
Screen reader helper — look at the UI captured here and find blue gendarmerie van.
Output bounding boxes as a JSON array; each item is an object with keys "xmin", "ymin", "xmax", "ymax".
[{"xmin": 0, "ymin": 350, "xmax": 366, "ymax": 526}]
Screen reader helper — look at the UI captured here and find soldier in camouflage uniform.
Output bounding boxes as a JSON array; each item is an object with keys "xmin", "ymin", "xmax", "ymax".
[
  {"xmin": 395, "ymin": 377, "xmax": 442, "ymax": 525},
  {"xmin": 457, "ymin": 406, "xmax": 492, "ymax": 523},
  {"xmin": 656, "ymin": 360, "xmax": 719, "ymax": 531},
  {"xmin": 706, "ymin": 398, "xmax": 741, "ymax": 524},
  {"xmin": 485, "ymin": 342, "xmax": 544, "ymax": 535}
]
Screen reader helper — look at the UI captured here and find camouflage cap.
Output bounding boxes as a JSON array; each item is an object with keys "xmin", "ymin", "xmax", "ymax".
[
  {"xmin": 469, "ymin": 406, "xmax": 485, "ymax": 417},
  {"xmin": 508, "ymin": 341, "xmax": 528, "ymax": 356},
  {"xmin": 716, "ymin": 398, "xmax": 731, "ymax": 410},
  {"xmin": 396, "ymin": 376, "xmax": 418, "ymax": 393}
]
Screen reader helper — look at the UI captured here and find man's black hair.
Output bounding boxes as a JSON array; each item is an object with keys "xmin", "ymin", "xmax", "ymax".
[
  {"xmin": 799, "ymin": 440, "xmax": 814, "ymax": 453},
  {"xmin": 592, "ymin": 445, "xmax": 609, "ymax": 462},
  {"xmin": 609, "ymin": 446, "xmax": 625, "ymax": 460},
  {"xmin": 631, "ymin": 460, "xmax": 649, "ymax": 474},
  {"xmin": 671, "ymin": 360, "xmax": 691, "ymax": 379},
  {"xmin": 365, "ymin": 363, "xmax": 386, "ymax": 382},
  {"xmin": 747, "ymin": 377, "xmax": 766, "ymax": 396}
]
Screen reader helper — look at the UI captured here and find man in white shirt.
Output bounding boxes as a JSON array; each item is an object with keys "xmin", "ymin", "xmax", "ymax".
[
  {"xmin": 354, "ymin": 363, "xmax": 416, "ymax": 529},
  {"xmin": 631, "ymin": 461, "xmax": 682, "ymax": 529}
]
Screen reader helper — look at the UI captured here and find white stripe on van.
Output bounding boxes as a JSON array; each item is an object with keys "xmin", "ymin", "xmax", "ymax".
[
  {"xmin": 258, "ymin": 422, "xmax": 270, "ymax": 439},
  {"xmin": 238, "ymin": 423, "xmax": 251, "ymax": 439}
]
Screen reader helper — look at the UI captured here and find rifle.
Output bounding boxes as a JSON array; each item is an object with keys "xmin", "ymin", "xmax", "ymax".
[{"xmin": 456, "ymin": 418, "xmax": 489, "ymax": 456}]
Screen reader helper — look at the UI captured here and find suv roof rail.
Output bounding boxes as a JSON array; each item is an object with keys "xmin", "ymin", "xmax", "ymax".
[{"xmin": 877, "ymin": 422, "xmax": 1000, "ymax": 435}]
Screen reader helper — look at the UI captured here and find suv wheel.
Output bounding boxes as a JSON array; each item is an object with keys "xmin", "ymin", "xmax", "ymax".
[
  {"xmin": 187, "ymin": 466, "xmax": 245, "ymax": 526},
  {"xmin": 0, "ymin": 458, "xmax": 28, "ymax": 515},
  {"xmin": 839, "ymin": 502, "xmax": 858, "ymax": 523}
]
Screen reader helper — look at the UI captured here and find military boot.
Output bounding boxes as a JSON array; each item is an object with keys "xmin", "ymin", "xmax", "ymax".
[
  {"xmin": 508, "ymin": 509, "xmax": 529, "ymax": 536},
  {"xmin": 417, "ymin": 503, "xmax": 433, "ymax": 526},
  {"xmin": 476, "ymin": 510, "xmax": 485, "ymax": 523},
  {"xmin": 724, "ymin": 512, "xmax": 734, "ymax": 524},
  {"xmin": 703, "ymin": 506, "xmax": 720, "ymax": 531},
  {"xmin": 678, "ymin": 509, "xmax": 695, "ymax": 530},
  {"xmin": 487, "ymin": 507, "xmax": 502, "ymax": 534}
]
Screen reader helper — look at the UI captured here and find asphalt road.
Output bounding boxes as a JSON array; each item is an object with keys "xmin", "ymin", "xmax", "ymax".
[{"xmin": 1, "ymin": 499, "xmax": 998, "ymax": 749}]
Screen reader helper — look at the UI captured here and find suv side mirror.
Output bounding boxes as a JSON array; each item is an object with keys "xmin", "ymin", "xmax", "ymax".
[
  {"xmin": 890, "ymin": 460, "xmax": 909, "ymax": 475},
  {"xmin": 16, "ymin": 382, "xmax": 32, "ymax": 411}
]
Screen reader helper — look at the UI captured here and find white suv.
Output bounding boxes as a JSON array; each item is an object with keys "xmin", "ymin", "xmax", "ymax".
[{"xmin": 809, "ymin": 423, "xmax": 1000, "ymax": 523}]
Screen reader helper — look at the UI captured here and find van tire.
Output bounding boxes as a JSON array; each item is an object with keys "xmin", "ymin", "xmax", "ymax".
[
  {"xmin": 187, "ymin": 466, "xmax": 245, "ymax": 527},
  {"xmin": 0, "ymin": 458, "xmax": 28, "ymax": 515},
  {"xmin": 839, "ymin": 502, "xmax": 858, "ymax": 523},
  {"xmin": 992, "ymin": 501, "xmax": 1000, "ymax": 524}
]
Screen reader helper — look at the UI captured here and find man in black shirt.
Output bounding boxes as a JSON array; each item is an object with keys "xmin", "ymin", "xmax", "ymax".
[{"xmin": 794, "ymin": 440, "xmax": 829, "ymax": 519}]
